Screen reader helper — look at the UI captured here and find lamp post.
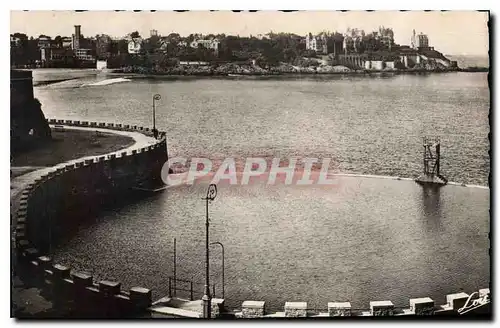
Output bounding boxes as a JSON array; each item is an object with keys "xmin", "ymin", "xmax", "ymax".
[
  {"xmin": 202, "ymin": 184, "xmax": 217, "ymax": 319},
  {"xmin": 152, "ymin": 94, "xmax": 161, "ymax": 139},
  {"xmin": 210, "ymin": 241, "xmax": 225, "ymax": 299}
]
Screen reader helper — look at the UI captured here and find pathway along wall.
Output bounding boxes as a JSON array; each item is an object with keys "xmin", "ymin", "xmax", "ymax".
[{"xmin": 13, "ymin": 119, "xmax": 168, "ymax": 318}]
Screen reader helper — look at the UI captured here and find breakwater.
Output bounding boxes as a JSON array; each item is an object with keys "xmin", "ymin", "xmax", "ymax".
[{"xmin": 12, "ymin": 119, "xmax": 168, "ymax": 317}]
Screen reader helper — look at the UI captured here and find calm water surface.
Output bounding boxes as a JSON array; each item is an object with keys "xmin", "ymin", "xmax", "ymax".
[{"xmin": 33, "ymin": 70, "xmax": 490, "ymax": 311}]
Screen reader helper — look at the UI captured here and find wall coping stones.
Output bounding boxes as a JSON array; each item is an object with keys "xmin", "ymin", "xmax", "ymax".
[
  {"xmin": 370, "ymin": 301, "xmax": 394, "ymax": 316},
  {"xmin": 446, "ymin": 292, "xmax": 469, "ymax": 310},
  {"xmin": 410, "ymin": 297, "xmax": 434, "ymax": 315},
  {"xmin": 71, "ymin": 271, "xmax": 93, "ymax": 287},
  {"xmin": 53, "ymin": 264, "xmax": 71, "ymax": 278},
  {"xmin": 242, "ymin": 301, "xmax": 265, "ymax": 308},
  {"xmin": 284, "ymin": 302, "xmax": 307, "ymax": 317},
  {"xmin": 99, "ymin": 280, "xmax": 121, "ymax": 295},
  {"xmin": 328, "ymin": 302, "xmax": 352, "ymax": 316},
  {"xmin": 479, "ymin": 288, "xmax": 490, "ymax": 297},
  {"xmin": 17, "ymin": 239, "xmax": 30, "ymax": 249},
  {"xmin": 24, "ymin": 247, "xmax": 39, "ymax": 259}
]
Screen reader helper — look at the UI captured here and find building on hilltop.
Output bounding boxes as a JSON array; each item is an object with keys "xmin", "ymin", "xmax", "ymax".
[
  {"xmin": 10, "ymin": 35, "xmax": 21, "ymax": 47},
  {"xmin": 305, "ymin": 33, "xmax": 328, "ymax": 54},
  {"xmin": 378, "ymin": 26, "xmax": 395, "ymax": 51},
  {"xmin": 128, "ymin": 37, "xmax": 143, "ymax": 54},
  {"xmin": 37, "ymin": 36, "xmax": 52, "ymax": 49},
  {"xmin": 411, "ymin": 30, "xmax": 430, "ymax": 50},
  {"xmin": 72, "ymin": 25, "xmax": 82, "ymax": 50},
  {"xmin": 189, "ymin": 38, "xmax": 220, "ymax": 55},
  {"xmin": 62, "ymin": 37, "xmax": 73, "ymax": 48}
]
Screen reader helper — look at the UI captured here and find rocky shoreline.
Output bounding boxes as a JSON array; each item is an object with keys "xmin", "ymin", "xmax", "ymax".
[{"xmin": 109, "ymin": 64, "xmax": 486, "ymax": 77}]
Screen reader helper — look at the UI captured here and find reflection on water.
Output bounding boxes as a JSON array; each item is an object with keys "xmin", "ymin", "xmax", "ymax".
[{"xmin": 421, "ymin": 185, "xmax": 443, "ymax": 233}]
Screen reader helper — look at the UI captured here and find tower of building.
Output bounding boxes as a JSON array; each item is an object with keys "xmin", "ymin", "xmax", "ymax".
[{"xmin": 72, "ymin": 25, "xmax": 81, "ymax": 50}]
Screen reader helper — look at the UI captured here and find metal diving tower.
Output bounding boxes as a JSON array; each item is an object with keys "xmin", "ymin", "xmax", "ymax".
[{"xmin": 415, "ymin": 137, "xmax": 448, "ymax": 185}]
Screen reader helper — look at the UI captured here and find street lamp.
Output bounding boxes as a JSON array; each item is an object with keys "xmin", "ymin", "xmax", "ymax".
[
  {"xmin": 210, "ymin": 241, "xmax": 225, "ymax": 299},
  {"xmin": 152, "ymin": 94, "xmax": 161, "ymax": 139},
  {"xmin": 202, "ymin": 184, "xmax": 217, "ymax": 319}
]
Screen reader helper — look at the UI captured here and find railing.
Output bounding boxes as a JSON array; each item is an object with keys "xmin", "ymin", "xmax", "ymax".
[{"xmin": 168, "ymin": 276, "xmax": 217, "ymax": 301}]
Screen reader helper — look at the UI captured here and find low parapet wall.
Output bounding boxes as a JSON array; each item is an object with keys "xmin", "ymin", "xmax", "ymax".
[
  {"xmin": 236, "ymin": 288, "xmax": 490, "ymax": 317},
  {"xmin": 13, "ymin": 119, "xmax": 169, "ymax": 317}
]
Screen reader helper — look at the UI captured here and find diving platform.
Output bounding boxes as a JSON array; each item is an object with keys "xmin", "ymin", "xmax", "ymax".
[{"xmin": 415, "ymin": 137, "xmax": 448, "ymax": 186}]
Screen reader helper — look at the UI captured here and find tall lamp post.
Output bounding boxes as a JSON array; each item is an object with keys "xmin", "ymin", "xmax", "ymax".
[
  {"xmin": 202, "ymin": 184, "xmax": 217, "ymax": 319},
  {"xmin": 152, "ymin": 94, "xmax": 161, "ymax": 139},
  {"xmin": 210, "ymin": 241, "xmax": 225, "ymax": 299}
]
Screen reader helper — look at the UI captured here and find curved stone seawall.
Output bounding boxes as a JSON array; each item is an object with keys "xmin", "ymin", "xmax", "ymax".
[{"xmin": 13, "ymin": 119, "xmax": 168, "ymax": 318}]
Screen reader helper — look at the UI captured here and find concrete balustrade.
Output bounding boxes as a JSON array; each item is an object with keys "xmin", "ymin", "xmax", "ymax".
[
  {"xmin": 370, "ymin": 301, "xmax": 394, "ymax": 316},
  {"xmin": 49, "ymin": 119, "xmax": 57, "ymax": 123},
  {"xmin": 81, "ymin": 121, "xmax": 89, "ymax": 126},
  {"xmin": 107, "ymin": 123, "xmax": 115, "ymax": 128},
  {"xmin": 99, "ymin": 123, "xmax": 106, "ymax": 127},
  {"xmin": 65, "ymin": 120, "xmax": 73, "ymax": 125},
  {"xmin": 90, "ymin": 122, "xmax": 97, "ymax": 126}
]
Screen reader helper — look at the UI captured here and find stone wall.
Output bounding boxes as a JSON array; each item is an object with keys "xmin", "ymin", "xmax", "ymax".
[{"xmin": 13, "ymin": 119, "xmax": 168, "ymax": 317}]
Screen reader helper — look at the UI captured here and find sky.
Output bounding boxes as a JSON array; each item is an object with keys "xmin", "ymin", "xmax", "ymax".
[{"xmin": 10, "ymin": 10, "xmax": 490, "ymax": 56}]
